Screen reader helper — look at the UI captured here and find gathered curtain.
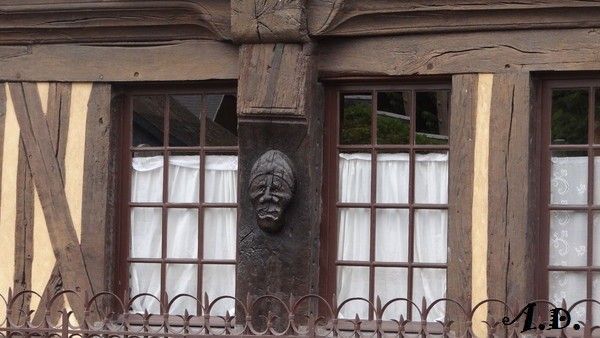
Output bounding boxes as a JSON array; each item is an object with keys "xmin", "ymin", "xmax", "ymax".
[
  {"xmin": 337, "ymin": 152, "xmax": 447, "ymax": 321},
  {"xmin": 129, "ymin": 155, "xmax": 237, "ymax": 316}
]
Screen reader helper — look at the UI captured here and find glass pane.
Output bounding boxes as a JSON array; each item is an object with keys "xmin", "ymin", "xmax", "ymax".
[
  {"xmin": 204, "ymin": 208, "xmax": 237, "ymax": 260},
  {"xmin": 551, "ymin": 151, "xmax": 588, "ymax": 205},
  {"xmin": 339, "ymin": 153, "xmax": 371, "ymax": 203},
  {"xmin": 129, "ymin": 263, "xmax": 161, "ymax": 313},
  {"xmin": 169, "ymin": 95, "xmax": 201, "ymax": 147},
  {"xmin": 336, "ymin": 266, "xmax": 370, "ymax": 319},
  {"xmin": 337, "ymin": 208, "xmax": 370, "ymax": 261},
  {"xmin": 375, "ymin": 209, "xmax": 408, "ymax": 262},
  {"xmin": 551, "ymin": 89, "xmax": 588, "ymax": 145},
  {"xmin": 414, "ymin": 209, "xmax": 448, "ymax": 263},
  {"xmin": 595, "ymin": 212, "xmax": 600, "ymax": 266},
  {"xmin": 413, "ymin": 268, "xmax": 446, "ymax": 321},
  {"xmin": 168, "ymin": 152, "xmax": 199, "ymax": 203},
  {"xmin": 549, "ymin": 271, "xmax": 586, "ymax": 324},
  {"xmin": 205, "ymin": 155, "xmax": 238, "ymax": 203},
  {"xmin": 166, "ymin": 264, "xmax": 198, "ymax": 315},
  {"xmin": 376, "ymin": 153, "xmax": 408, "ymax": 203},
  {"xmin": 377, "ymin": 91, "xmax": 410, "ymax": 145},
  {"xmin": 340, "ymin": 93, "xmax": 372, "ymax": 145},
  {"xmin": 416, "ymin": 91, "xmax": 450, "ymax": 145},
  {"xmin": 206, "ymin": 94, "xmax": 238, "ymax": 146},
  {"xmin": 594, "ymin": 152, "xmax": 600, "ymax": 205},
  {"xmin": 415, "ymin": 151, "xmax": 448, "ymax": 204},
  {"xmin": 593, "ymin": 274, "xmax": 600, "ymax": 325},
  {"xmin": 549, "ymin": 210, "xmax": 587, "ymax": 266},
  {"xmin": 167, "ymin": 208, "xmax": 198, "ymax": 259},
  {"xmin": 130, "ymin": 207, "xmax": 162, "ymax": 259},
  {"xmin": 132, "ymin": 95, "xmax": 164, "ymax": 147},
  {"xmin": 596, "ymin": 88, "xmax": 600, "ymax": 144},
  {"xmin": 203, "ymin": 264, "xmax": 236, "ymax": 316},
  {"xmin": 374, "ymin": 267, "xmax": 408, "ymax": 320},
  {"xmin": 131, "ymin": 154, "xmax": 163, "ymax": 203}
]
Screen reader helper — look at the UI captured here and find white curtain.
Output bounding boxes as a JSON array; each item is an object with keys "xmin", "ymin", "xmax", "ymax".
[
  {"xmin": 129, "ymin": 155, "xmax": 237, "ymax": 316},
  {"xmin": 549, "ymin": 156, "xmax": 600, "ymax": 324},
  {"xmin": 337, "ymin": 153, "xmax": 447, "ymax": 321}
]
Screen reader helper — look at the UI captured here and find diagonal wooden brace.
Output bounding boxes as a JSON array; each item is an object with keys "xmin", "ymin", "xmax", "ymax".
[{"xmin": 8, "ymin": 82, "xmax": 98, "ymax": 322}]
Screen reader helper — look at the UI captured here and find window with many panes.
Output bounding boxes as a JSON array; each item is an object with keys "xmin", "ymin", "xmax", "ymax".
[
  {"xmin": 119, "ymin": 85, "xmax": 238, "ymax": 316},
  {"xmin": 323, "ymin": 83, "xmax": 450, "ymax": 321},
  {"xmin": 541, "ymin": 79, "xmax": 600, "ymax": 327}
]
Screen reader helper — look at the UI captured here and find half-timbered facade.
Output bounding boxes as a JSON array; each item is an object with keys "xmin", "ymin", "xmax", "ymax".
[{"xmin": 1, "ymin": 1, "xmax": 600, "ymax": 336}]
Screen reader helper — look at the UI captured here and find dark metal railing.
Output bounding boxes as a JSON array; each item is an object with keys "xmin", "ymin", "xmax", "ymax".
[{"xmin": 0, "ymin": 289, "xmax": 598, "ymax": 337}]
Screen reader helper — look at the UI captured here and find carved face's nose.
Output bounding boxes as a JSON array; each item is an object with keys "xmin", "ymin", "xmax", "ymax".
[{"xmin": 259, "ymin": 184, "xmax": 279, "ymax": 203}]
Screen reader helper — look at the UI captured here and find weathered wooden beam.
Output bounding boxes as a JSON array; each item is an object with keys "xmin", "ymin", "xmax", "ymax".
[
  {"xmin": 81, "ymin": 84, "xmax": 113, "ymax": 296},
  {"xmin": 309, "ymin": 0, "xmax": 600, "ymax": 37},
  {"xmin": 31, "ymin": 83, "xmax": 71, "ymax": 324},
  {"xmin": 7, "ymin": 82, "xmax": 97, "ymax": 321},
  {"xmin": 12, "ymin": 138, "xmax": 34, "ymax": 325},
  {"xmin": 447, "ymin": 74, "xmax": 477, "ymax": 334},
  {"xmin": 0, "ymin": 0, "xmax": 231, "ymax": 43},
  {"xmin": 318, "ymin": 28, "xmax": 600, "ymax": 77},
  {"xmin": 0, "ymin": 41, "xmax": 238, "ymax": 82},
  {"xmin": 231, "ymin": 0, "xmax": 308, "ymax": 43},
  {"xmin": 487, "ymin": 73, "xmax": 536, "ymax": 317},
  {"xmin": 238, "ymin": 43, "xmax": 313, "ymax": 117}
]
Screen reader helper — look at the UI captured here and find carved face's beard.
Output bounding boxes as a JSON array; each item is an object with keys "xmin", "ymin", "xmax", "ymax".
[{"xmin": 250, "ymin": 174, "xmax": 292, "ymax": 233}]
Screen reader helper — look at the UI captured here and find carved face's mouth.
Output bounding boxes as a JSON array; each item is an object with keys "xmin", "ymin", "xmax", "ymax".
[{"xmin": 257, "ymin": 204, "xmax": 282, "ymax": 220}]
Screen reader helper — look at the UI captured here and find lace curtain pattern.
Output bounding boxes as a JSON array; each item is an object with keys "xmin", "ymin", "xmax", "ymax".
[
  {"xmin": 549, "ymin": 156, "xmax": 600, "ymax": 324},
  {"xmin": 129, "ymin": 155, "xmax": 237, "ymax": 315}
]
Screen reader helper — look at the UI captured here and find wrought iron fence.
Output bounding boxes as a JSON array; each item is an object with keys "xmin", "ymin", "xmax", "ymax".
[{"xmin": 0, "ymin": 289, "xmax": 598, "ymax": 337}]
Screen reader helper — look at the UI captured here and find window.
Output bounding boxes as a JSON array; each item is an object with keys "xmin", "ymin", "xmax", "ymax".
[
  {"xmin": 118, "ymin": 85, "xmax": 238, "ymax": 316},
  {"xmin": 323, "ymin": 83, "xmax": 450, "ymax": 322},
  {"xmin": 541, "ymin": 79, "xmax": 600, "ymax": 326}
]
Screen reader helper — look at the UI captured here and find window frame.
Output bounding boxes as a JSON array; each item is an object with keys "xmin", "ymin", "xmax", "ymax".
[
  {"xmin": 538, "ymin": 77, "xmax": 600, "ymax": 329},
  {"xmin": 321, "ymin": 80, "xmax": 452, "ymax": 321},
  {"xmin": 115, "ymin": 82, "xmax": 239, "ymax": 315}
]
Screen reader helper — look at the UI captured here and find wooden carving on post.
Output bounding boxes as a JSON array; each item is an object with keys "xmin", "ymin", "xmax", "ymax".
[
  {"xmin": 232, "ymin": 0, "xmax": 307, "ymax": 43},
  {"xmin": 249, "ymin": 150, "xmax": 295, "ymax": 233}
]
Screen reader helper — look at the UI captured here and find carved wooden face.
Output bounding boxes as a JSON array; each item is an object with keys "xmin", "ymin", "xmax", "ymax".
[{"xmin": 249, "ymin": 150, "xmax": 295, "ymax": 233}]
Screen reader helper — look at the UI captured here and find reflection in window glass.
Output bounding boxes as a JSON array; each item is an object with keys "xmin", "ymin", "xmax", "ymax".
[
  {"xmin": 552, "ymin": 89, "xmax": 588, "ymax": 144},
  {"xmin": 377, "ymin": 92, "xmax": 410, "ymax": 144},
  {"xmin": 206, "ymin": 94, "xmax": 238, "ymax": 146},
  {"xmin": 416, "ymin": 91, "xmax": 450, "ymax": 145},
  {"xmin": 133, "ymin": 96, "xmax": 164, "ymax": 147},
  {"xmin": 169, "ymin": 95, "xmax": 201, "ymax": 147},
  {"xmin": 340, "ymin": 93, "xmax": 372, "ymax": 144}
]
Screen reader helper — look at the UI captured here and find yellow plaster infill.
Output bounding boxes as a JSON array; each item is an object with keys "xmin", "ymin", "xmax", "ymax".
[
  {"xmin": 471, "ymin": 74, "xmax": 493, "ymax": 337},
  {"xmin": 66, "ymin": 83, "xmax": 92, "ymax": 240},
  {"xmin": 0, "ymin": 84, "xmax": 18, "ymax": 298}
]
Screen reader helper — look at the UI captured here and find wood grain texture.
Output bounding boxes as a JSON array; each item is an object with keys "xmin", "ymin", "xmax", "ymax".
[
  {"xmin": 318, "ymin": 28, "xmax": 600, "ymax": 77},
  {"xmin": 232, "ymin": 0, "xmax": 308, "ymax": 43},
  {"xmin": 0, "ymin": 41, "xmax": 238, "ymax": 82},
  {"xmin": 12, "ymin": 137, "xmax": 35, "ymax": 325},
  {"xmin": 487, "ymin": 73, "xmax": 536, "ymax": 317},
  {"xmin": 238, "ymin": 43, "xmax": 313, "ymax": 117},
  {"xmin": 31, "ymin": 83, "xmax": 71, "ymax": 323},
  {"xmin": 309, "ymin": 0, "xmax": 600, "ymax": 37},
  {"xmin": 447, "ymin": 74, "xmax": 477, "ymax": 334},
  {"xmin": 0, "ymin": 0, "xmax": 231, "ymax": 44},
  {"xmin": 7, "ymin": 82, "xmax": 97, "ymax": 321},
  {"xmin": 80, "ymin": 84, "xmax": 112, "ymax": 297}
]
